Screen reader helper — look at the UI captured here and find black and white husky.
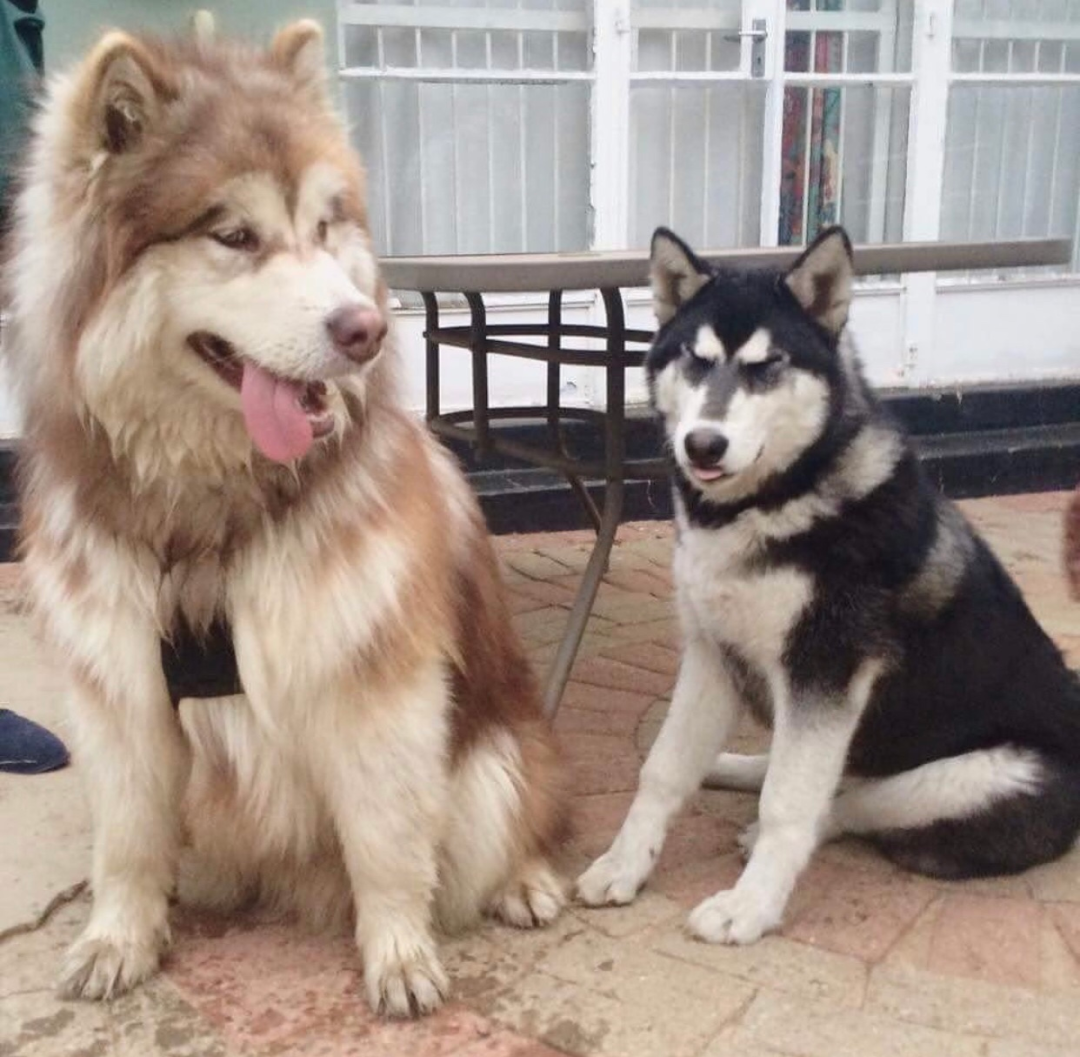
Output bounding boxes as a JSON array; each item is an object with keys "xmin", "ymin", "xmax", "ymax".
[{"xmin": 576, "ymin": 226, "xmax": 1080, "ymax": 944}]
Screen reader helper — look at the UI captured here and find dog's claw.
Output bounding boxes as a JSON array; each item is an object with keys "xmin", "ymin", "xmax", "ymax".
[
  {"xmin": 364, "ymin": 934, "xmax": 449, "ymax": 1019},
  {"xmin": 372, "ymin": 960, "xmax": 448, "ymax": 1019},
  {"xmin": 59, "ymin": 929, "xmax": 167, "ymax": 1001},
  {"xmin": 492, "ymin": 861, "xmax": 565, "ymax": 928}
]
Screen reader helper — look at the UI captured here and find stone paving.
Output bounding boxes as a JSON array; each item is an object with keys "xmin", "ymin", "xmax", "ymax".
[{"xmin": 2, "ymin": 491, "xmax": 1079, "ymax": 1057}]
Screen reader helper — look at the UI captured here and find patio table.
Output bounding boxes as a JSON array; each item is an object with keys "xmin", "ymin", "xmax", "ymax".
[{"xmin": 381, "ymin": 236, "xmax": 1072, "ymax": 716}]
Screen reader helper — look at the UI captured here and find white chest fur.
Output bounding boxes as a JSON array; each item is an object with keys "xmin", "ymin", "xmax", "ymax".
[{"xmin": 673, "ymin": 521, "xmax": 813, "ymax": 670}]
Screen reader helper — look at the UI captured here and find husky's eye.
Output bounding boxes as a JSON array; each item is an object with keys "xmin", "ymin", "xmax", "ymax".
[
  {"xmin": 211, "ymin": 227, "xmax": 260, "ymax": 253},
  {"xmin": 316, "ymin": 219, "xmax": 329, "ymax": 244},
  {"xmin": 741, "ymin": 354, "xmax": 784, "ymax": 379}
]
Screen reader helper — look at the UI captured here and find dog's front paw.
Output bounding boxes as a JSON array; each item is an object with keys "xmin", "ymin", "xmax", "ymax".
[
  {"xmin": 492, "ymin": 860, "xmax": 566, "ymax": 928},
  {"xmin": 363, "ymin": 931, "xmax": 449, "ymax": 1018},
  {"xmin": 59, "ymin": 924, "xmax": 169, "ymax": 1000},
  {"xmin": 575, "ymin": 847, "xmax": 651, "ymax": 907},
  {"xmin": 687, "ymin": 888, "xmax": 781, "ymax": 945}
]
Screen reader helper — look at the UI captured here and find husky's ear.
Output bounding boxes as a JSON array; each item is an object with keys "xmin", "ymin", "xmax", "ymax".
[
  {"xmin": 79, "ymin": 32, "xmax": 176, "ymax": 155},
  {"xmin": 270, "ymin": 20, "xmax": 329, "ymax": 104},
  {"xmin": 650, "ymin": 228, "xmax": 711, "ymax": 326},
  {"xmin": 784, "ymin": 226, "xmax": 854, "ymax": 336}
]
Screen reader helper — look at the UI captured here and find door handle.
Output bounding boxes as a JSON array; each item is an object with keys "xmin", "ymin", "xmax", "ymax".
[{"xmin": 724, "ymin": 19, "xmax": 767, "ymax": 78}]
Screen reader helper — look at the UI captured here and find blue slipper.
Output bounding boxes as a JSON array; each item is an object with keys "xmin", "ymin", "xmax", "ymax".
[{"xmin": 0, "ymin": 709, "xmax": 69, "ymax": 774}]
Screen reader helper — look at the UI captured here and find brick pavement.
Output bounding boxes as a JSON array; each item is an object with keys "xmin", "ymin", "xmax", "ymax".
[{"xmin": 1, "ymin": 492, "xmax": 1079, "ymax": 1056}]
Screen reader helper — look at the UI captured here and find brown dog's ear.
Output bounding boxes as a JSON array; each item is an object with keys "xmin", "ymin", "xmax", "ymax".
[
  {"xmin": 783, "ymin": 226, "xmax": 854, "ymax": 336},
  {"xmin": 269, "ymin": 20, "xmax": 329, "ymax": 104},
  {"xmin": 650, "ymin": 227, "xmax": 711, "ymax": 326},
  {"xmin": 78, "ymin": 31, "xmax": 176, "ymax": 155}
]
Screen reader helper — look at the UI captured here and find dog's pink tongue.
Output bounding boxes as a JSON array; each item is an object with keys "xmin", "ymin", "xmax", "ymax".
[{"xmin": 240, "ymin": 362, "xmax": 314, "ymax": 463}]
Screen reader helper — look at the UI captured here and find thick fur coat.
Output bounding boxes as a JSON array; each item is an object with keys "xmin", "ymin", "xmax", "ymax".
[
  {"xmin": 4, "ymin": 22, "xmax": 565, "ymax": 1017},
  {"xmin": 577, "ymin": 227, "xmax": 1080, "ymax": 944}
]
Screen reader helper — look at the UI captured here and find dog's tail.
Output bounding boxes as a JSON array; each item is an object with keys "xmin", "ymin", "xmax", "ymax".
[{"xmin": 871, "ymin": 748, "xmax": 1080, "ymax": 880}]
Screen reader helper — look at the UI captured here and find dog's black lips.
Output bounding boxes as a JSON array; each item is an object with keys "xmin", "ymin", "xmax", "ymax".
[
  {"xmin": 188, "ymin": 331, "xmax": 244, "ymax": 388},
  {"xmin": 186, "ymin": 331, "xmax": 335, "ymax": 438}
]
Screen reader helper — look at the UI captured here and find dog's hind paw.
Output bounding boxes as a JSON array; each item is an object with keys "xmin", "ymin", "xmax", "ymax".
[
  {"xmin": 491, "ymin": 860, "xmax": 565, "ymax": 928},
  {"xmin": 59, "ymin": 928, "xmax": 167, "ymax": 1001},
  {"xmin": 687, "ymin": 888, "xmax": 781, "ymax": 946}
]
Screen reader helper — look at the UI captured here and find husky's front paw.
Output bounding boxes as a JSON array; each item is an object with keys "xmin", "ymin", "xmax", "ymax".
[
  {"xmin": 575, "ymin": 848, "xmax": 651, "ymax": 907},
  {"xmin": 59, "ymin": 924, "xmax": 169, "ymax": 1000},
  {"xmin": 363, "ymin": 930, "xmax": 449, "ymax": 1018},
  {"xmin": 687, "ymin": 888, "xmax": 782, "ymax": 945}
]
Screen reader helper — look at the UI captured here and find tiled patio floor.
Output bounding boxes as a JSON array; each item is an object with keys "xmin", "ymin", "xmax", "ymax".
[{"xmin": 2, "ymin": 491, "xmax": 1079, "ymax": 1056}]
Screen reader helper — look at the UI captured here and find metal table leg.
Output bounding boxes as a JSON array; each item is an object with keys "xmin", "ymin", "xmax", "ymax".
[
  {"xmin": 422, "ymin": 291, "xmax": 441, "ymax": 424},
  {"xmin": 546, "ymin": 289, "xmax": 602, "ymax": 533},
  {"xmin": 542, "ymin": 286, "xmax": 627, "ymax": 716},
  {"xmin": 465, "ymin": 291, "xmax": 491, "ymax": 456}
]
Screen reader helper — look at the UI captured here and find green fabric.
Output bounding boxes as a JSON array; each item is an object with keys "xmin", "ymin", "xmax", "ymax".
[{"xmin": 0, "ymin": 0, "xmax": 44, "ymax": 217}]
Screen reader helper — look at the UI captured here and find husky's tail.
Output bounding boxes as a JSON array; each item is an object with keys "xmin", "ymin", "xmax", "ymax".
[{"xmin": 846, "ymin": 745, "xmax": 1080, "ymax": 880}]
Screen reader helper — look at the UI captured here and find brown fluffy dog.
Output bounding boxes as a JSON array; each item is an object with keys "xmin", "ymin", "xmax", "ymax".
[{"xmin": 3, "ymin": 22, "xmax": 565, "ymax": 1017}]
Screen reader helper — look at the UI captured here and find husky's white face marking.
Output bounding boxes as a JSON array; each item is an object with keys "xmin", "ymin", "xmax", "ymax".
[
  {"xmin": 732, "ymin": 327, "xmax": 772, "ymax": 366},
  {"xmin": 655, "ymin": 326, "xmax": 830, "ymax": 499},
  {"xmin": 694, "ymin": 325, "xmax": 726, "ymax": 362}
]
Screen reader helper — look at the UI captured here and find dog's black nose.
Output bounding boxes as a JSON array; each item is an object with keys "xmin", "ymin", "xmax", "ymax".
[{"xmin": 684, "ymin": 428, "xmax": 729, "ymax": 467}]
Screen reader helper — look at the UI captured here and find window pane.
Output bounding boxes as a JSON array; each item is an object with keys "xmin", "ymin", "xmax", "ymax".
[
  {"xmin": 637, "ymin": 29, "xmax": 675, "ymax": 73},
  {"xmin": 786, "ymin": 0, "xmax": 914, "ymax": 75},
  {"xmin": 632, "ymin": 0, "xmax": 743, "ymax": 74},
  {"xmin": 947, "ymin": 2, "xmax": 1080, "ymax": 269},
  {"xmin": 942, "ymin": 85, "xmax": 1080, "ymax": 269},
  {"xmin": 347, "ymin": 80, "xmax": 589, "ymax": 255},
  {"xmin": 779, "ymin": 86, "xmax": 910, "ymax": 245},
  {"xmin": 338, "ymin": 0, "xmax": 590, "ymax": 255},
  {"xmin": 629, "ymin": 83, "xmax": 767, "ymax": 249},
  {"xmin": 952, "ymin": 0, "xmax": 1080, "ymax": 73}
]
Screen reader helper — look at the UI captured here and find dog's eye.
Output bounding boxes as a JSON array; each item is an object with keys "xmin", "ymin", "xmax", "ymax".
[
  {"xmin": 211, "ymin": 227, "xmax": 260, "ymax": 252},
  {"xmin": 741, "ymin": 354, "xmax": 784, "ymax": 378},
  {"xmin": 316, "ymin": 219, "xmax": 329, "ymax": 244},
  {"xmin": 680, "ymin": 342, "xmax": 704, "ymax": 362}
]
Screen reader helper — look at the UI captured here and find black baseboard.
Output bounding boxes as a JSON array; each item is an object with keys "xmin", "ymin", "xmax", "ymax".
[
  {"xmin": 451, "ymin": 379, "xmax": 1080, "ymax": 534},
  {"xmin": 0, "ymin": 379, "xmax": 1077, "ymax": 555}
]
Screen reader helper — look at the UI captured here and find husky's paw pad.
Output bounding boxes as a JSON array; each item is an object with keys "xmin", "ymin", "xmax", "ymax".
[{"xmin": 687, "ymin": 888, "xmax": 780, "ymax": 946}]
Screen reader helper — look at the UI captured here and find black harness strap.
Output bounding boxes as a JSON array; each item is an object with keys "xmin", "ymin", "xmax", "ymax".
[{"xmin": 161, "ymin": 615, "xmax": 242, "ymax": 707}]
